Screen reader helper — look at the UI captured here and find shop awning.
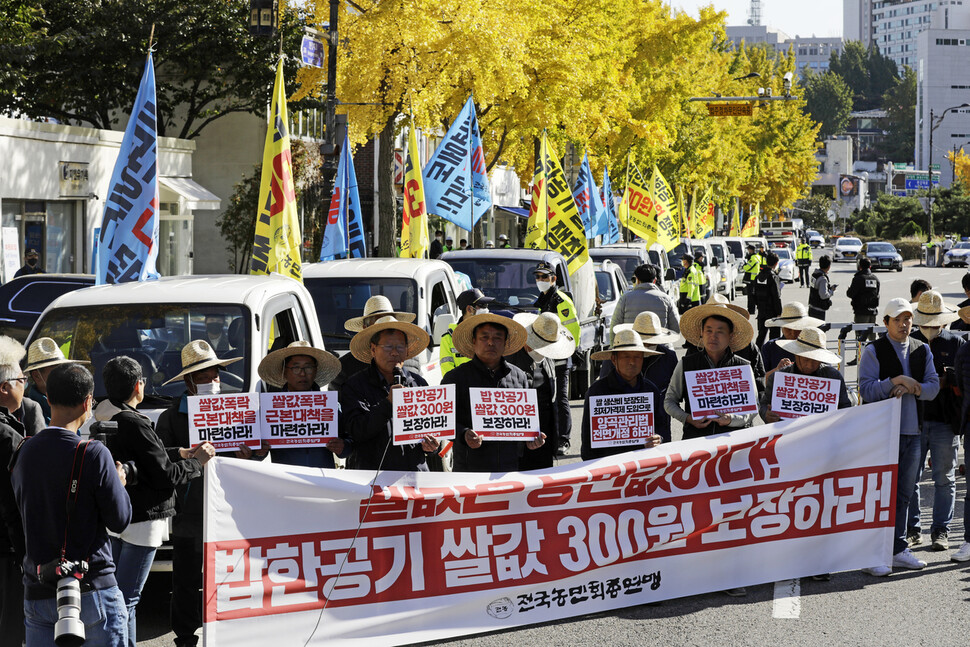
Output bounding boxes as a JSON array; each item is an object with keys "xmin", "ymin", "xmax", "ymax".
[
  {"xmin": 159, "ymin": 176, "xmax": 221, "ymax": 211},
  {"xmin": 495, "ymin": 205, "xmax": 529, "ymax": 219}
]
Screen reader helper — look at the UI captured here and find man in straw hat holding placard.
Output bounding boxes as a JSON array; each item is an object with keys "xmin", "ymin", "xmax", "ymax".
[
  {"xmin": 761, "ymin": 302, "xmax": 824, "ymax": 381},
  {"xmin": 442, "ymin": 313, "xmax": 543, "ymax": 472},
  {"xmin": 340, "ymin": 316, "xmax": 441, "ymax": 472},
  {"xmin": 331, "ymin": 295, "xmax": 417, "ymax": 390},
  {"xmin": 858, "ymin": 298, "xmax": 940, "ymax": 576},
  {"xmin": 21, "ymin": 337, "xmax": 79, "ymax": 431},
  {"xmin": 906, "ymin": 290, "xmax": 964, "ymax": 552}
]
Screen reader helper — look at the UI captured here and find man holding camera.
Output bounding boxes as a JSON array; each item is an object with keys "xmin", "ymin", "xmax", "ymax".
[{"xmin": 12, "ymin": 363, "xmax": 131, "ymax": 646}]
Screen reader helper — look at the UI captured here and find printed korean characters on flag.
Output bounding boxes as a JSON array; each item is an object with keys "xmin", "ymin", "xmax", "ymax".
[
  {"xmin": 189, "ymin": 393, "xmax": 260, "ymax": 451},
  {"xmin": 320, "ymin": 132, "xmax": 366, "ymax": 261},
  {"xmin": 741, "ymin": 203, "xmax": 760, "ymax": 237},
  {"xmin": 692, "ymin": 187, "xmax": 714, "ymax": 239},
  {"xmin": 648, "ymin": 165, "xmax": 679, "ymax": 252},
  {"xmin": 400, "ymin": 120, "xmax": 430, "ymax": 258},
  {"xmin": 392, "ymin": 385, "xmax": 456, "ymax": 445},
  {"xmin": 470, "ymin": 388, "xmax": 540, "ymax": 440},
  {"xmin": 572, "ymin": 153, "xmax": 605, "ymax": 239},
  {"xmin": 770, "ymin": 373, "xmax": 841, "ymax": 419},
  {"xmin": 259, "ymin": 392, "xmax": 338, "ymax": 448},
  {"xmin": 600, "ymin": 167, "xmax": 621, "ymax": 244},
  {"xmin": 677, "ymin": 185, "xmax": 690, "ymax": 240},
  {"xmin": 617, "ymin": 160, "xmax": 654, "ymax": 242},
  {"xmin": 685, "ymin": 364, "xmax": 758, "ymax": 418},
  {"xmin": 203, "ymin": 399, "xmax": 900, "ymax": 647},
  {"xmin": 588, "ymin": 393, "xmax": 654, "ymax": 448}
]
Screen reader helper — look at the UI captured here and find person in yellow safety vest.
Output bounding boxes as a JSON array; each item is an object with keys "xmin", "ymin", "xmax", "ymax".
[
  {"xmin": 795, "ymin": 239, "xmax": 813, "ymax": 288},
  {"xmin": 440, "ymin": 288, "xmax": 495, "ymax": 377},
  {"xmin": 678, "ymin": 254, "xmax": 702, "ymax": 313},
  {"xmin": 692, "ymin": 251, "xmax": 709, "ymax": 303},
  {"xmin": 741, "ymin": 244, "xmax": 764, "ymax": 316}
]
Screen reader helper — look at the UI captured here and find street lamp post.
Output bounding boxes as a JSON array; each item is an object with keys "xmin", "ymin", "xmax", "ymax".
[{"xmin": 925, "ymin": 103, "xmax": 970, "ymax": 241}]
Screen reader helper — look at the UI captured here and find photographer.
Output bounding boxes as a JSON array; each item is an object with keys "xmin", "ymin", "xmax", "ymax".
[
  {"xmin": 96, "ymin": 356, "xmax": 215, "ymax": 647},
  {"xmin": 11, "ymin": 363, "xmax": 131, "ymax": 646}
]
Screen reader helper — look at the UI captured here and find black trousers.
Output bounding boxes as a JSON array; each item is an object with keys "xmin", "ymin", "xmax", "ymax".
[
  {"xmin": 756, "ymin": 316, "xmax": 773, "ymax": 349},
  {"xmin": 0, "ymin": 554, "xmax": 24, "ymax": 647},
  {"xmin": 807, "ymin": 305, "xmax": 827, "ymax": 321},
  {"xmin": 555, "ymin": 362, "xmax": 571, "ymax": 446},
  {"xmin": 745, "ymin": 283, "xmax": 756, "ymax": 316},
  {"xmin": 171, "ymin": 535, "xmax": 203, "ymax": 647}
]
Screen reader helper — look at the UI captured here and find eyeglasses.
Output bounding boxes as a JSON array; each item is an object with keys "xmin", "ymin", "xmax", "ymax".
[
  {"xmin": 377, "ymin": 344, "xmax": 407, "ymax": 354},
  {"xmin": 5, "ymin": 377, "xmax": 26, "ymax": 385},
  {"xmin": 285, "ymin": 365, "xmax": 316, "ymax": 375}
]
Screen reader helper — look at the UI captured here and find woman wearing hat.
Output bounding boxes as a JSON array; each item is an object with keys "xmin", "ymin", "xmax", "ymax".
[
  {"xmin": 339, "ymin": 316, "xmax": 440, "ymax": 472},
  {"xmin": 331, "ymin": 295, "xmax": 417, "ymax": 391},
  {"xmin": 761, "ymin": 302, "xmax": 824, "ymax": 380},
  {"xmin": 257, "ymin": 341, "xmax": 346, "ymax": 469},
  {"xmin": 581, "ymin": 329, "xmax": 664, "ymax": 461}
]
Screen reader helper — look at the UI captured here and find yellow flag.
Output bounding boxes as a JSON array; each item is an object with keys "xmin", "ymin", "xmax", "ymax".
[
  {"xmin": 617, "ymin": 157, "xmax": 631, "ymax": 228},
  {"xmin": 525, "ymin": 150, "xmax": 547, "ymax": 250},
  {"xmin": 692, "ymin": 187, "xmax": 714, "ymax": 239},
  {"xmin": 728, "ymin": 199, "xmax": 740, "ymax": 236},
  {"xmin": 677, "ymin": 185, "xmax": 688, "ymax": 239},
  {"xmin": 741, "ymin": 203, "xmax": 760, "ymax": 236},
  {"xmin": 618, "ymin": 161, "xmax": 656, "ymax": 243},
  {"xmin": 649, "ymin": 165, "xmax": 679, "ymax": 252},
  {"xmin": 250, "ymin": 59, "xmax": 302, "ymax": 281},
  {"xmin": 402, "ymin": 122, "xmax": 429, "ymax": 258}
]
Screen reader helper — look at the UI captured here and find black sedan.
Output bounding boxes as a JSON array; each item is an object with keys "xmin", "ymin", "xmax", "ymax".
[
  {"xmin": 0, "ymin": 273, "xmax": 95, "ymax": 341},
  {"xmin": 863, "ymin": 242, "xmax": 903, "ymax": 272}
]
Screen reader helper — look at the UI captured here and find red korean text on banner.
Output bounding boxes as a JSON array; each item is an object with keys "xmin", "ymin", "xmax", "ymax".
[
  {"xmin": 392, "ymin": 384, "xmax": 456, "ymax": 445},
  {"xmin": 258, "ymin": 392, "xmax": 338, "ymax": 448},
  {"xmin": 470, "ymin": 388, "xmax": 540, "ymax": 440},
  {"xmin": 589, "ymin": 392, "xmax": 654, "ymax": 448},
  {"xmin": 188, "ymin": 393, "xmax": 261, "ymax": 451},
  {"xmin": 770, "ymin": 373, "xmax": 841, "ymax": 419},
  {"xmin": 684, "ymin": 364, "xmax": 758, "ymax": 418}
]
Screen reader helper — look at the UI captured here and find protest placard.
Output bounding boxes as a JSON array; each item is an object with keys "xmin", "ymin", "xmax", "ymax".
[
  {"xmin": 392, "ymin": 384, "xmax": 456, "ymax": 445},
  {"xmin": 770, "ymin": 372, "xmax": 841, "ymax": 419},
  {"xmin": 685, "ymin": 364, "xmax": 757, "ymax": 418},
  {"xmin": 259, "ymin": 392, "xmax": 338, "ymax": 448},
  {"xmin": 188, "ymin": 393, "xmax": 260, "ymax": 451},
  {"xmin": 470, "ymin": 388, "xmax": 540, "ymax": 440},
  {"xmin": 589, "ymin": 392, "xmax": 654, "ymax": 448}
]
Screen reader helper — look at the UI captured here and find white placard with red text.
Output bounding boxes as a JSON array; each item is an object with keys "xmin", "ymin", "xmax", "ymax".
[
  {"xmin": 204, "ymin": 399, "xmax": 900, "ymax": 647},
  {"xmin": 392, "ymin": 384, "xmax": 456, "ymax": 445},
  {"xmin": 470, "ymin": 388, "xmax": 540, "ymax": 440},
  {"xmin": 685, "ymin": 364, "xmax": 758, "ymax": 418},
  {"xmin": 770, "ymin": 373, "xmax": 841, "ymax": 419},
  {"xmin": 259, "ymin": 392, "xmax": 338, "ymax": 448},
  {"xmin": 589, "ymin": 393, "xmax": 654, "ymax": 448},
  {"xmin": 188, "ymin": 393, "xmax": 261, "ymax": 451}
]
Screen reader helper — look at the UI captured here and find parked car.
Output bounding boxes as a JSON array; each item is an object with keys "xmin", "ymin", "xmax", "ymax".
[
  {"xmin": 0, "ymin": 273, "xmax": 94, "ymax": 342},
  {"xmin": 806, "ymin": 229, "xmax": 825, "ymax": 248},
  {"xmin": 589, "ymin": 242, "xmax": 677, "ymax": 301},
  {"xmin": 833, "ymin": 236, "xmax": 863, "ymax": 262},
  {"xmin": 944, "ymin": 241, "xmax": 970, "ymax": 267},
  {"xmin": 594, "ymin": 260, "xmax": 629, "ymax": 327},
  {"xmin": 706, "ymin": 239, "xmax": 739, "ymax": 299},
  {"xmin": 773, "ymin": 248, "xmax": 797, "ymax": 283},
  {"xmin": 863, "ymin": 241, "xmax": 903, "ymax": 272}
]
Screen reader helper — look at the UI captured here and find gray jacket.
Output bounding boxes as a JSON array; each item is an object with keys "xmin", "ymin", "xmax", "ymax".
[{"xmin": 609, "ymin": 283, "xmax": 680, "ymax": 340}]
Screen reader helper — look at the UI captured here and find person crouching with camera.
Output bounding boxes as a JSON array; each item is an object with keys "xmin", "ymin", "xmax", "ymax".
[
  {"xmin": 95, "ymin": 356, "xmax": 215, "ymax": 647},
  {"xmin": 11, "ymin": 363, "xmax": 131, "ymax": 646}
]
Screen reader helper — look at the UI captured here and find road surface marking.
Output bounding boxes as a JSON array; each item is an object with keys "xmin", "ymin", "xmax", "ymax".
[{"xmin": 772, "ymin": 578, "xmax": 801, "ymax": 619}]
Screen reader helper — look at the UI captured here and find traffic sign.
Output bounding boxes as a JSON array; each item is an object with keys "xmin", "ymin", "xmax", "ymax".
[
  {"xmin": 707, "ymin": 103, "xmax": 753, "ymax": 117},
  {"xmin": 300, "ymin": 35, "xmax": 325, "ymax": 68},
  {"xmin": 393, "ymin": 149, "xmax": 405, "ymax": 185}
]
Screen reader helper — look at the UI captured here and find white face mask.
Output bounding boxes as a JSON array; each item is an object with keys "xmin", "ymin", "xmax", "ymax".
[
  {"xmin": 476, "ymin": 307, "xmax": 489, "ymax": 315},
  {"xmin": 536, "ymin": 280, "xmax": 554, "ymax": 293},
  {"xmin": 195, "ymin": 381, "xmax": 221, "ymax": 396},
  {"xmin": 528, "ymin": 349, "xmax": 546, "ymax": 363}
]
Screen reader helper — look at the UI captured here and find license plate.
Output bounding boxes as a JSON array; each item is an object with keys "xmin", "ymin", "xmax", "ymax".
[
  {"xmin": 845, "ymin": 252, "xmax": 856, "ymax": 257},
  {"xmin": 880, "ymin": 259, "xmax": 891, "ymax": 266}
]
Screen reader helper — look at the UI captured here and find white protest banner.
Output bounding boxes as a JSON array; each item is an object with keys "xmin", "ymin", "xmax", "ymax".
[
  {"xmin": 204, "ymin": 399, "xmax": 900, "ymax": 647},
  {"xmin": 770, "ymin": 373, "xmax": 841, "ymax": 419},
  {"xmin": 392, "ymin": 384, "xmax": 456, "ymax": 445},
  {"xmin": 259, "ymin": 392, "xmax": 338, "ymax": 448},
  {"xmin": 188, "ymin": 393, "xmax": 260, "ymax": 451},
  {"xmin": 589, "ymin": 393, "xmax": 654, "ymax": 448},
  {"xmin": 685, "ymin": 364, "xmax": 757, "ymax": 418},
  {"xmin": 1, "ymin": 227, "xmax": 20, "ymax": 283},
  {"xmin": 470, "ymin": 388, "xmax": 540, "ymax": 440}
]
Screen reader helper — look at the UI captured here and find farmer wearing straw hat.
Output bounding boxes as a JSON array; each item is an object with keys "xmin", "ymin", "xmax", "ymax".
[
  {"xmin": 441, "ymin": 313, "xmax": 542, "ymax": 472},
  {"xmin": 581, "ymin": 329, "xmax": 664, "ymax": 461},
  {"xmin": 22, "ymin": 336, "xmax": 84, "ymax": 429},
  {"xmin": 664, "ymin": 303, "xmax": 757, "ymax": 440},
  {"xmin": 760, "ymin": 327, "xmax": 852, "ymax": 424},
  {"xmin": 761, "ymin": 302, "xmax": 824, "ymax": 381},
  {"xmin": 441, "ymin": 288, "xmax": 495, "ymax": 378},
  {"xmin": 331, "ymin": 295, "xmax": 418, "ymax": 390},
  {"xmin": 907, "ymin": 290, "xmax": 964, "ymax": 552},
  {"xmin": 691, "ymin": 294, "xmax": 767, "ymax": 397},
  {"xmin": 509, "ymin": 312, "xmax": 573, "ymax": 469},
  {"xmin": 339, "ymin": 316, "xmax": 440, "ymax": 472},
  {"xmin": 257, "ymin": 341, "xmax": 346, "ymax": 469}
]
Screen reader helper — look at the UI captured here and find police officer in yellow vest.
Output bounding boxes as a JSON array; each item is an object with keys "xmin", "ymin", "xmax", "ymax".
[
  {"xmin": 741, "ymin": 244, "xmax": 764, "ymax": 316},
  {"xmin": 795, "ymin": 238, "xmax": 813, "ymax": 288},
  {"xmin": 440, "ymin": 288, "xmax": 495, "ymax": 377},
  {"xmin": 678, "ymin": 254, "xmax": 702, "ymax": 313}
]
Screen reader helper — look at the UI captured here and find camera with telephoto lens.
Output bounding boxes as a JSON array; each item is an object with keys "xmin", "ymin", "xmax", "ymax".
[
  {"xmin": 37, "ymin": 558, "xmax": 89, "ymax": 646},
  {"xmin": 91, "ymin": 420, "xmax": 137, "ymax": 485}
]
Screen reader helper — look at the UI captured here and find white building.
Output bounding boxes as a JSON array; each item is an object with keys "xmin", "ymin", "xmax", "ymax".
[
  {"xmin": 724, "ymin": 26, "xmax": 843, "ymax": 76},
  {"xmin": 844, "ymin": 0, "xmax": 969, "ymax": 69}
]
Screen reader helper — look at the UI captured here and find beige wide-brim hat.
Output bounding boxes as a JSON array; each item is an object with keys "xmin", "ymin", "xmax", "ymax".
[
  {"xmin": 764, "ymin": 302, "xmax": 824, "ymax": 330},
  {"xmin": 777, "ymin": 327, "xmax": 842, "ymax": 365},
  {"xmin": 704, "ymin": 293, "xmax": 750, "ymax": 318},
  {"xmin": 680, "ymin": 303, "xmax": 755, "ymax": 352},
  {"xmin": 24, "ymin": 337, "xmax": 89, "ymax": 372},
  {"xmin": 613, "ymin": 311, "xmax": 680, "ymax": 346},
  {"xmin": 513, "ymin": 312, "xmax": 575, "ymax": 360},
  {"xmin": 452, "ymin": 313, "xmax": 528, "ymax": 359},
  {"xmin": 591, "ymin": 329, "xmax": 663, "ymax": 361},
  {"xmin": 162, "ymin": 340, "xmax": 242, "ymax": 385},
  {"xmin": 960, "ymin": 305, "xmax": 970, "ymax": 325},
  {"xmin": 349, "ymin": 316, "xmax": 430, "ymax": 363},
  {"xmin": 912, "ymin": 290, "xmax": 960, "ymax": 327},
  {"xmin": 257, "ymin": 341, "xmax": 341, "ymax": 388},
  {"xmin": 344, "ymin": 295, "xmax": 417, "ymax": 333}
]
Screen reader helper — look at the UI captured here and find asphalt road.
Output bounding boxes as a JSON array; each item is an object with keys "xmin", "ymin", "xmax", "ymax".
[{"xmin": 136, "ymin": 250, "xmax": 970, "ymax": 647}]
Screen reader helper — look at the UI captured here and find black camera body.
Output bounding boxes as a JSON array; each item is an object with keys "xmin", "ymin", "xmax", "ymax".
[
  {"xmin": 90, "ymin": 420, "xmax": 138, "ymax": 485},
  {"xmin": 37, "ymin": 557, "xmax": 88, "ymax": 585},
  {"xmin": 38, "ymin": 558, "xmax": 90, "ymax": 646}
]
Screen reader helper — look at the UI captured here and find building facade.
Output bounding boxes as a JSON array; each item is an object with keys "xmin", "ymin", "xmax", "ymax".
[{"xmin": 725, "ymin": 26, "xmax": 843, "ymax": 76}]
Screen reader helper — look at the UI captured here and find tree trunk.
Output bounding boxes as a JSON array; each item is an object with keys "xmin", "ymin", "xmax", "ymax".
[{"xmin": 378, "ymin": 116, "xmax": 396, "ymax": 257}]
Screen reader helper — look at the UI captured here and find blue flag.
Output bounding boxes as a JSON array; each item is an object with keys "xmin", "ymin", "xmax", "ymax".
[
  {"xmin": 320, "ymin": 133, "xmax": 367, "ymax": 261},
  {"xmin": 600, "ymin": 167, "xmax": 620, "ymax": 244},
  {"xmin": 97, "ymin": 53, "xmax": 159, "ymax": 284},
  {"xmin": 572, "ymin": 153, "xmax": 604, "ymax": 239},
  {"xmin": 423, "ymin": 96, "xmax": 491, "ymax": 230}
]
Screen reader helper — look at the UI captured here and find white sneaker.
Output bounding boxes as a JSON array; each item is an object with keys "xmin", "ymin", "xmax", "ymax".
[
  {"xmin": 892, "ymin": 548, "xmax": 927, "ymax": 570},
  {"xmin": 952, "ymin": 542, "xmax": 970, "ymax": 562},
  {"xmin": 861, "ymin": 565, "xmax": 892, "ymax": 577}
]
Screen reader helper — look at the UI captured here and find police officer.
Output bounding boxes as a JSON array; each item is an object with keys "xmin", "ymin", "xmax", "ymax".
[
  {"xmin": 753, "ymin": 251, "xmax": 782, "ymax": 348},
  {"xmin": 846, "ymin": 256, "xmax": 880, "ymax": 356},
  {"xmin": 693, "ymin": 251, "xmax": 710, "ymax": 303},
  {"xmin": 808, "ymin": 255, "xmax": 836, "ymax": 320},
  {"xmin": 678, "ymin": 254, "xmax": 702, "ymax": 314},
  {"xmin": 795, "ymin": 238, "xmax": 813, "ymax": 287},
  {"xmin": 498, "ymin": 234, "xmax": 511, "ymax": 248},
  {"xmin": 440, "ymin": 288, "xmax": 494, "ymax": 377},
  {"xmin": 741, "ymin": 244, "xmax": 764, "ymax": 316}
]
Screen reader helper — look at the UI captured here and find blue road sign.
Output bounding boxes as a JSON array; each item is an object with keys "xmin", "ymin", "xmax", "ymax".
[{"xmin": 301, "ymin": 35, "xmax": 325, "ymax": 68}]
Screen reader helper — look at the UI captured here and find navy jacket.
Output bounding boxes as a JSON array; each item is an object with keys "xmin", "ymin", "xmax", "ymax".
[{"xmin": 581, "ymin": 369, "xmax": 662, "ymax": 461}]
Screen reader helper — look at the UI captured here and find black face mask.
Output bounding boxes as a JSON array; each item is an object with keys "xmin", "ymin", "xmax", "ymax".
[
  {"xmin": 26, "ymin": 258, "xmax": 37, "ymax": 267},
  {"xmin": 207, "ymin": 322, "xmax": 223, "ymax": 337}
]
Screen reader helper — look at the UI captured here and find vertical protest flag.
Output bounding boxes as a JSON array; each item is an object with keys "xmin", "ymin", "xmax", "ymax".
[
  {"xmin": 617, "ymin": 159, "xmax": 656, "ymax": 244},
  {"xmin": 97, "ymin": 52, "xmax": 160, "ymax": 285},
  {"xmin": 525, "ymin": 149, "xmax": 547, "ymax": 249},
  {"xmin": 600, "ymin": 166, "xmax": 620, "ymax": 244},
  {"xmin": 405, "ymin": 123, "xmax": 430, "ymax": 258},
  {"xmin": 320, "ymin": 132, "xmax": 366, "ymax": 261},
  {"xmin": 729, "ymin": 198, "xmax": 741, "ymax": 236},
  {"xmin": 677, "ymin": 185, "xmax": 689, "ymax": 240},
  {"xmin": 572, "ymin": 152, "xmax": 604, "ymax": 239},
  {"xmin": 423, "ymin": 96, "xmax": 491, "ymax": 232},
  {"xmin": 692, "ymin": 186, "xmax": 714, "ymax": 239},
  {"xmin": 616, "ymin": 155, "xmax": 630, "ymax": 228},
  {"xmin": 649, "ymin": 165, "xmax": 679, "ymax": 252},
  {"xmin": 250, "ymin": 59, "xmax": 302, "ymax": 281},
  {"xmin": 741, "ymin": 203, "xmax": 761, "ymax": 236}
]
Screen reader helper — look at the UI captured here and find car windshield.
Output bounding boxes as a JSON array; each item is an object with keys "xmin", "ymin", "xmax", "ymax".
[
  {"xmin": 709, "ymin": 245, "xmax": 725, "ymax": 264},
  {"xmin": 31, "ymin": 304, "xmax": 250, "ymax": 403},
  {"xmin": 595, "ymin": 271, "xmax": 614, "ymax": 301},
  {"xmin": 667, "ymin": 242, "xmax": 690, "ymax": 269},
  {"xmin": 303, "ymin": 278, "xmax": 418, "ymax": 351},
  {"xmin": 775, "ymin": 249, "xmax": 793, "ymax": 260},
  {"xmin": 444, "ymin": 258, "xmax": 550, "ymax": 308},
  {"xmin": 840, "ymin": 238, "xmax": 861, "ymax": 246},
  {"xmin": 589, "ymin": 251, "xmax": 640, "ymax": 278},
  {"xmin": 955, "ymin": 242, "xmax": 970, "ymax": 249},
  {"xmin": 725, "ymin": 240, "xmax": 743, "ymax": 260},
  {"xmin": 807, "ymin": 230, "xmax": 819, "ymax": 238},
  {"xmin": 867, "ymin": 243, "xmax": 896, "ymax": 253}
]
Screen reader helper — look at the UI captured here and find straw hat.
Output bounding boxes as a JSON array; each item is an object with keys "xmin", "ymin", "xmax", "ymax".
[
  {"xmin": 960, "ymin": 305, "xmax": 970, "ymax": 325},
  {"xmin": 912, "ymin": 290, "xmax": 960, "ymax": 327},
  {"xmin": 257, "ymin": 341, "xmax": 341, "ymax": 388},
  {"xmin": 613, "ymin": 311, "xmax": 680, "ymax": 346},
  {"xmin": 777, "ymin": 327, "xmax": 842, "ymax": 365},
  {"xmin": 344, "ymin": 295, "xmax": 417, "ymax": 333},
  {"xmin": 452, "ymin": 313, "xmax": 528, "ymax": 359},
  {"xmin": 591, "ymin": 329, "xmax": 663, "ymax": 361},
  {"xmin": 704, "ymin": 293, "xmax": 750, "ymax": 318},
  {"xmin": 680, "ymin": 303, "xmax": 754, "ymax": 352},
  {"xmin": 512, "ymin": 312, "xmax": 575, "ymax": 360},
  {"xmin": 163, "ymin": 340, "xmax": 242, "ymax": 385},
  {"xmin": 24, "ymin": 337, "xmax": 89, "ymax": 372},
  {"xmin": 349, "ymin": 316, "xmax": 430, "ymax": 363},
  {"xmin": 764, "ymin": 302, "xmax": 824, "ymax": 330}
]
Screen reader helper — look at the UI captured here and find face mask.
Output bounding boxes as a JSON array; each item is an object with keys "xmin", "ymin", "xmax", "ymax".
[
  {"xmin": 921, "ymin": 326, "xmax": 941, "ymax": 341},
  {"xmin": 196, "ymin": 381, "xmax": 220, "ymax": 395},
  {"xmin": 476, "ymin": 307, "xmax": 489, "ymax": 315},
  {"xmin": 26, "ymin": 258, "xmax": 37, "ymax": 267},
  {"xmin": 536, "ymin": 280, "xmax": 553, "ymax": 293}
]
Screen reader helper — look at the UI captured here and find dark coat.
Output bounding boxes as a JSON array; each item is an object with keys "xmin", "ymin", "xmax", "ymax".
[
  {"xmin": 581, "ymin": 369, "xmax": 661, "ymax": 461},
  {"xmin": 508, "ymin": 349, "xmax": 558, "ymax": 470},
  {"xmin": 846, "ymin": 269, "xmax": 880, "ymax": 316},
  {"xmin": 155, "ymin": 396, "xmax": 202, "ymax": 539}
]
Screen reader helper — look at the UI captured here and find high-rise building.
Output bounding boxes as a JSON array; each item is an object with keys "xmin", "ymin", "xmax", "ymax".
[
  {"xmin": 724, "ymin": 26, "xmax": 843, "ymax": 76},
  {"xmin": 845, "ymin": 1, "xmax": 968, "ymax": 69}
]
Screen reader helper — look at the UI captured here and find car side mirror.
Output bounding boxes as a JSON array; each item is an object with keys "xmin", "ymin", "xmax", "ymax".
[
  {"xmin": 431, "ymin": 312, "xmax": 455, "ymax": 344},
  {"xmin": 711, "ymin": 258, "xmax": 719, "ymax": 267},
  {"xmin": 665, "ymin": 268, "xmax": 675, "ymax": 282}
]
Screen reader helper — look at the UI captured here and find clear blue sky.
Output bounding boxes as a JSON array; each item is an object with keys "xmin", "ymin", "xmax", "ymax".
[{"xmin": 671, "ymin": 1, "xmax": 844, "ymax": 38}]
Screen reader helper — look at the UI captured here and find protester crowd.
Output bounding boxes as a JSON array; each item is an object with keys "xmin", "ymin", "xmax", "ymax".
[{"xmin": 2, "ymin": 250, "xmax": 970, "ymax": 645}]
